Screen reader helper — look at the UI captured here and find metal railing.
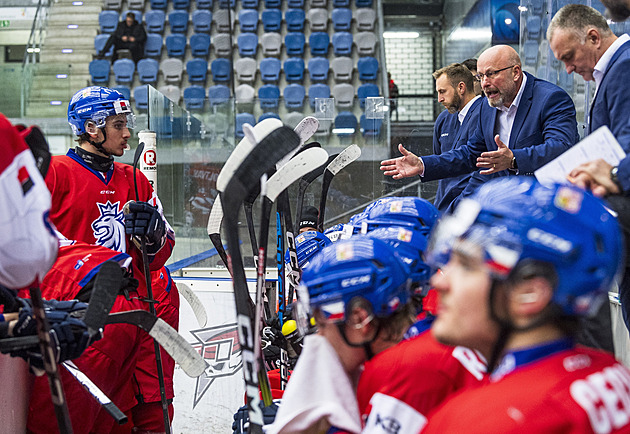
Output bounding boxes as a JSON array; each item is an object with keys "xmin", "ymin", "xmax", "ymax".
[{"xmin": 20, "ymin": 0, "xmax": 52, "ymax": 117}]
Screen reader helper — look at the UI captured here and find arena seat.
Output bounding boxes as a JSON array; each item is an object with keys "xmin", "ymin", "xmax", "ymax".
[
  {"xmin": 332, "ymin": 32, "xmax": 353, "ymax": 56},
  {"xmin": 238, "ymin": 33, "xmax": 258, "ymax": 57},
  {"xmin": 260, "ymin": 57, "xmax": 281, "ymax": 82},
  {"xmin": 94, "ymin": 34, "xmax": 113, "ymax": 57},
  {"xmin": 262, "ymin": 9, "xmax": 282, "ymax": 32},
  {"xmin": 99, "ymin": 11, "xmax": 119, "ymax": 33},
  {"xmin": 211, "ymin": 58, "xmax": 231, "ymax": 82},
  {"xmin": 284, "ymin": 83, "xmax": 306, "ymax": 109},
  {"xmin": 137, "ymin": 58, "xmax": 159, "ymax": 83},
  {"xmin": 158, "ymin": 84, "xmax": 181, "ymax": 103},
  {"xmin": 258, "ymin": 84, "xmax": 281, "ymax": 108},
  {"xmin": 357, "ymin": 56, "xmax": 378, "ymax": 81},
  {"xmin": 331, "ymin": 8, "xmax": 352, "ymax": 31},
  {"xmin": 360, "ymin": 114, "xmax": 382, "ymax": 137},
  {"xmin": 235, "ymin": 57, "xmax": 257, "ymax": 82},
  {"xmin": 145, "ymin": 10, "xmax": 166, "ymax": 33},
  {"xmin": 112, "ymin": 85, "xmax": 131, "ymax": 100},
  {"xmin": 356, "ymin": 8, "xmax": 375, "ymax": 31},
  {"xmin": 183, "ymin": 85, "xmax": 206, "ymax": 110},
  {"xmin": 186, "ymin": 58, "xmax": 208, "ymax": 83},
  {"xmin": 113, "ymin": 58, "xmax": 135, "ymax": 83},
  {"xmin": 334, "ymin": 111, "xmax": 357, "ymax": 136},
  {"xmin": 357, "ymin": 83, "xmax": 379, "ymax": 108},
  {"xmin": 168, "ymin": 10, "xmax": 189, "ymax": 33},
  {"xmin": 261, "ymin": 32, "xmax": 282, "ymax": 56},
  {"xmin": 213, "ymin": 33, "xmax": 232, "ymax": 57},
  {"xmin": 89, "ymin": 59, "xmax": 111, "ymax": 83},
  {"xmin": 308, "ymin": 83, "xmax": 330, "ymax": 109},
  {"xmin": 144, "ymin": 34, "xmax": 163, "ymax": 57},
  {"xmin": 285, "ymin": 32, "xmax": 305, "ymax": 56},
  {"xmin": 307, "ymin": 8, "xmax": 328, "ymax": 32},
  {"xmin": 284, "ymin": 57, "xmax": 305, "ymax": 82},
  {"xmin": 208, "ymin": 84, "xmax": 231, "ymax": 106},
  {"xmin": 235, "ymin": 83, "xmax": 256, "ymax": 104},
  {"xmin": 332, "ymin": 83, "xmax": 354, "ymax": 108},
  {"xmin": 160, "ymin": 58, "xmax": 184, "ymax": 83},
  {"xmin": 239, "ymin": 9, "xmax": 259, "ymax": 32},
  {"xmin": 308, "ymin": 57, "xmax": 329, "ymax": 81},
  {"xmin": 309, "ymin": 32, "xmax": 330, "ymax": 56},
  {"xmin": 192, "ymin": 10, "xmax": 212, "ymax": 32},
  {"xmin": 133, "ymin": 85, "xmax": 149, "ymax": 109},
  {"xmin": 165, "ymin": 34, "xmax": 186, "ymax": 57},
  {"xmin": 190, "ymin": 33, "xmax": 211, "ymax": 57},
  {"xmin": 235, "ymin": 112, "xmax": 256, "ymax": 138},
  {"xmin": 331, "ymin": 56, "xmax": 353, "ymax": 81},
  {"xmin": 355, "ymin": 31, "xmax": 377, "ymax": 56},
  {"xmin": 285, "ymin": 9, "xmax": 305, "ymax": 32}
]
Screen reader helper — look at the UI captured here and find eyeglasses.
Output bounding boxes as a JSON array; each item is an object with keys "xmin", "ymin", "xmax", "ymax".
[{"xmin": 475, "ymin": 65, "xmax": 516, "ymax": 81}]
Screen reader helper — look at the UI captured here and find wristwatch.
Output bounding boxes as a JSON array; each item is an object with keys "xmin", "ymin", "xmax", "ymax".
[
  {"xmin": 610, "ymin": 166, "xmax": 622, "ymax": 189},
  {"xmin": 510, "ymin": 157, "xmax": 518, "ymax": 171}
]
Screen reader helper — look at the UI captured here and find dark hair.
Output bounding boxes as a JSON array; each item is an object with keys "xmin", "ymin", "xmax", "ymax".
[
  {"xmin": 432, "ymin": 63, "xmax": 475, "ymax": 94},
  {"xmin": 462, "ymin": 58, "xmax": 478, "ymax": 72}
]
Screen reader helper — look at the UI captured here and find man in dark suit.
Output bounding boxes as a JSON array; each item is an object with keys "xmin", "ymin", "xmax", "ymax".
[
  {"xmin": 432, "ymin": 63, "xmax": 482, "ymax": 212},
  {"xmin": 380, "ymin": 45, "xmax": 578, "ymax": 198},
  {"xmin": 100, "ymin": 12, "xmax": 147, "ymax": 63}
]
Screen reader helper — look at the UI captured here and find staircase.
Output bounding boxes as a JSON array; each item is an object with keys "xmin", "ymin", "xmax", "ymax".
[{"xmin": 24, "ymin": 0, "xmax": 101, "ymax": 117}]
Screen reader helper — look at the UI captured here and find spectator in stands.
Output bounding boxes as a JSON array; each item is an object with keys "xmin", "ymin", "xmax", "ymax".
[
  {"xmin": 388, "ymin": 72, "xmax": 399, "ymax": 119},
  {"xmin": 100, "ymin": 12, "xmax": 147, "ymax": 63},
  {"xmin": 462, "ymin": 58, "xmax": 483, "ymax": 96},
  {"xmin": 432, "ymin": 63, "xmax": 482, "ymax": 212}
]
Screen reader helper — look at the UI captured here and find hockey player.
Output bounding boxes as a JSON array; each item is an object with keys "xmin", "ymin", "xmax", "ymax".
[
  {"xmin": 28, "ymin": 239, "xmax": 146, "ymax": 434},
  {"xmin": 267, "ymin": 237, "xmax": 416, "ymax": 434},
  {"xmin": 42, "ymin": 86, "xmax": 176, "ymax": 432},
  {"xmin": 422, "ymin": 177, "xmax": 629, "ymax": 433}
]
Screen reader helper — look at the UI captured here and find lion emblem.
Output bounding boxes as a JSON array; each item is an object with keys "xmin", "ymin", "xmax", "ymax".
[{"xmin": 92, "ymin": 201, "xmax": 126, "ymax": 252}]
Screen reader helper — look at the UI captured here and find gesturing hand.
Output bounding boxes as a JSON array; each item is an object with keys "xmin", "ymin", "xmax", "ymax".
[
  {"xmin": 477, "ymin": 135, "xmax": 513, "ymax": 175},
  {"xmin": 380, "ymin": 144, "xmax": 424, "ymax": 180}
]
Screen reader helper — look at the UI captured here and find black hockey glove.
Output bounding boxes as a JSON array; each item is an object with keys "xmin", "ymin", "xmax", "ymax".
[
  {"xmin": 232, "ymin": 400, "xmax": 281, "ymax": 433},
  {"xmin": 10, "ymin": 299, "xmax": 98, "ymax": 370},
  {"xmin": 20, "ymin": 125, "xmax": 51, "ymax": 178},
  {"xmin": 124, "ymin": 201, "xmax": 166, "ymax": 250}
]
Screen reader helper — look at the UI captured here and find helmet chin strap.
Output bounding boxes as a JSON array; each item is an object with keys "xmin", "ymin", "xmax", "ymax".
[
  {"xmin": 87, "ymin": 127, "xmax": 109, "ymax": 154},
  {"xmin": 336, "ymin": 319, "xmax": 381, "ymax": 361}
]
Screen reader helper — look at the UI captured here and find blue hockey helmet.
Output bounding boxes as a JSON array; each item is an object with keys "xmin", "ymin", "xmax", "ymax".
[
  {"xmin": 296, "ymin": 237, "xmax": 412, "ymax": 331},
  {"xmin": 68, "ymin": 86, "xmax": 136, "ymax": 135},
  {"xmin": 361, "ymin": 197, "xmax": 439, "ymax": 235},
  {"xmin": 285, "ymin": 230, "xmax": 332, "ymax": 269},
  {"xmin": 366, "ymin": 226, "xmax": 434, "ymax": 294},
  {"xmin": 427, "ymin": 177, "xmax": 623, "ymax": 317}
]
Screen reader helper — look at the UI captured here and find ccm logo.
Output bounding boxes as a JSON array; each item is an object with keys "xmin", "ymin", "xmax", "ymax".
[
  {"xmin": 527, "ymin": 228, "xmax": 572, "ymax": 253},
  {"xmin": 341, "ymin": 275, "xmax": 370, "ymax": 288}
]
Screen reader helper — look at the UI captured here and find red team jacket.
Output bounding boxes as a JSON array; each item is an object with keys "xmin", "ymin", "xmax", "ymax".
[
  {"xmin": 423, "ymin": 340, "xmax": 630, "ymax": 433},
  {"xmin": 357, "ymin": 327, "xmax": 486, "ymax": 433}
]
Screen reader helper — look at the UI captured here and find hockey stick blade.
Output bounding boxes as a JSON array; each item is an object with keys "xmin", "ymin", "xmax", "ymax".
[
  {"xmin": 318, "ymin": 145, "xmax": 362, "ymax": 232},
  {"xmin": 293, "ymin": 116, "xmax": 319, "ymax": 146},
  {"xmin": 175, "ymin": 282, "xmax": 208, "ymax": 327},
  {"xmin": 63, "ymin": 361, "xmax": 128, "ymax": 425},
  {"xmin": 295, "ymin": 153, "xmax": 338, "ymax": 228},
  {"xmin": 106, "ymin": 311, "xmax": 206, "ymax": 378},
  {"xmin": 84, "ymin": 261, "xmax": 123, "ymax": 337},
  {"xmin": 266, "ymin": 148, "xmax": 328, "ymax": 203}
]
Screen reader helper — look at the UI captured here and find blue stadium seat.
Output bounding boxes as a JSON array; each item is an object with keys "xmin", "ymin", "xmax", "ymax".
[
  {"xmin": 89, "ymin": 59, "xmax": 110, "ymax": 84},
  {"xmin": 238, "ymin": 33, "xmax": 258, "ymax": 57},
  {"xmin": 150, "ymin": 0, "xmax": 167, "ymax": 9},
  {"xmin": 357, "ymin": 83, "xmax": 379, "ymax": 108},
  {"xmin": 173, "ymin": 0, "xmax": 190, "ymax": 9},
  {"xmin": 242, "ymin": 0, "xmax": 258, "ymax": 8},
  {"xmin": 165, "ymin": 34, "xmax": 186, "ymax": 57},
  {"xmin": 144, "ymin": 34, "xmax": 163, "ymax": 57},
  {"xmin": 334, "ymin": 111, "xmax": 357, "ymax": 136},
  {"xmin": 332, "ymin": 32, "xmax": 353, "ymax": 56},
  {"xmin": 360, "ymin": 114, "xmax": 382, "ymax": 137},
  {"xmin": 94, "ymin": 34, "xmax": 113, "ymax": 57},
  {"xmin": 309, "ymin": 32, "xmax": 330, "ymax": 56},
  {"xmin": 308, "ymin": 83, "xmax": 330, "ymax": 109},
  {"xmin": 137, "ymin": 58, "xmax": 159, "ymax": 84},
  {"xmin": 355, "ymin": 0, "xmax": 372, "ymax": 6},
  {"xmin": 357, "ymin": 56, "xmax": 378, "ymax": 81},
  {"xmin": 133, "ymin": 85, "xmax": 149, "ymax": 110},
  {"xmin": 235, "ymin": 112, "xmax": 256, "ymax": 138},
  {"xmin": 264, "ymin": 0, "xmax": 281, "ymax": 7},
  {"xmin": 183, "ymin": 85, "xmax": 206, "ymax": 110},
  {"xmin": 168, "ymin": 10, "xmax": 189, "ymax": 33},
  {"xmin": 99, "ymin": 11, "xmax": 119, "ymax": 33},
  {"xmin": 284, "ymin": 83, "xmax": 305, "ymax": 109},
  {"xmin": 526, "ymin": 16, "xmax": 541, "ymax": 40},
  {"xmin": 239, "ymin": 9, "xmax": 258, "ymax": 32},
  {"xmin": 258, "ymin": 84, "xmax": 280, "ymax": 109},
  {"xmin": 113, "ymin": 58, "xmax": 135, "ymax": 84},
  {"xmin": 219, "ymin": 0, "xmax": 235, "ymax": 7},
  {"xmin": 112, "ymin": 86, "xmax": 131, "ymax": 100},
  {"xmin": 192, "ymin": 10, "xmax": 212, "ymax": 32},
  {"xmin": 285, "ymin": 32, "xmax": 305, "ymax": 56},
  {"xmin": 288, "ymin": 0, "xmax": 304, "ymax": 7},
  {"xmin": 145, "ymin": 10, "xmax": 166, "ymax": 33},
  {"xmin": 208, "ymin": 84, "xmax": 231, "ymax": 106},
  {"xmin": 332, "ymin": 0, "xmax": 349, "ymax": 6},
  {"xmin": 523, "ymin": 40, "xmax": 539, "ymax": 66},
  {"xmin": 285, "ymin": 9, "xmax": 305, "ymax": 32},
  {"xmin": 121, "ymin": 10, "xmax": 142, "ymax": 24},
  {"xmin": 308, "ymin": 57, "xmax": 329, "ymax": 81},
  {"xmin": 196, "ymin": 0, "xmax": 212, "ymax": 8},
  {"xmin": 186, "ymin": 58, "xmax": 208, "ymax": 83},
  {"xmin": 558, "ymin": 70, "xmax": 574, "ymax": 94},
  {"xmin": 284, "ymin": 57, "xmax": 305, "ymax": 82},
  {"xmin": 331, "ymin": 8, "xmax": 352, "ymax": 31},
  {"xmin": 259, "ymin": 112, "xmax": 281, "ymax": 122},
  {"xmin": 190, "ymin": 33, "xmax": 211, "ymax": 57},
  {"xmin": 262, "ymin": 9, "xmax": 282, "ymax": 32},
  {"xmin": 260, "ymin": 57, "xmax": 281, "ymax": 82},
  {"xmin": 211, "ymin": 58, "xmax": 231, "ymax": 82}
]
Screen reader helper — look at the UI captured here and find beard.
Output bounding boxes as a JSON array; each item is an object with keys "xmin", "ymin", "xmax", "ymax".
[
  {"xmin": 602, "ymin": 0, "xmax": 630, "ymax": 21},
  {"xmin": 445, "ymin": 92, "xmax": 461, "ymax": 114}
]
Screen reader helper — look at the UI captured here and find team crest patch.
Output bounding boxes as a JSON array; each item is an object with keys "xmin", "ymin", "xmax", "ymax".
[
  {"xmin": 91, "ymin": 201, "xmax": 126, "ymax": 252},
  {"xmin": 554, "ymin": 187, "xmax": 583, "ymax": 214}
]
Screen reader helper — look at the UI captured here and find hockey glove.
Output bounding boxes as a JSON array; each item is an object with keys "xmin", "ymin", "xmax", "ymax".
[
  {"xmin": 17, "ymin": 125, "xmax": 51, "ymax": 178},
  {"xmin": 9, "ymin": 299, "xmax": 99, "ymax": 370},
  {"xmin": 124, "ymin": 201, "xmax": 166, "ymax": 251},
  {"xmin": 232, "ymin": 400, "xmax": 281, "ymax": 433}
]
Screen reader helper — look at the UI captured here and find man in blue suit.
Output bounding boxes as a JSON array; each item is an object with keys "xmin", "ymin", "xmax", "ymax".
[
  {"xmin": 432, "ymin": 63, "xmax": 482, "ymax": 212},
  {"xmin": 380, "ymin": 45, "xmax": 578, "ymax": 202}
]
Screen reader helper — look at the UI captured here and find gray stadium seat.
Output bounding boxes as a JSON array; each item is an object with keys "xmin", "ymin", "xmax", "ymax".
[
  {"xmin": 355, "ymin": 32, "xmax": 377, "ymax": 56},
  {"xmin": 214, "ymin": 9, "xmax": 235, "ymax": 33},
  {"xmin": 160, "ymin": 58, "xmax": 184, "ymax": 84},
  {"xmin": 356, "ymin": 8, "xmax": 376, "ymax": 31},
  {"xmin": 158, "ymin": 85, "xmax": 181, "ymax": 104},
  {"xmin": 235, "ymin": 83, "xmax": 256, "ymax": 104},
  {"xmin": 234, "ymin": 58, "xmax": 257, "ymax": 83},
  {"xmin": 308, "ymin": 8, "xmax": 328, "ymax": 32},
  {"xmin": 331, "ymin": 56, "xmax": 353, "ymax": 82},
  {"xmin": 213, "ymin": 33, "xmax": 232, "ymax": 57},
  {"xmin": 332, "ymin": 83, "xmax": 354, "ymax": 108},
  {"xmin": 261, "ymin": 33, "xmax": 282, "ymax": 57}
]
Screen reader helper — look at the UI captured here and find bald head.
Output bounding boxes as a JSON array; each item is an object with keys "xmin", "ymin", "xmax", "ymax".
[{"xmin": 477, "ymin": 45, "xmax": 523, "ymax": 108}]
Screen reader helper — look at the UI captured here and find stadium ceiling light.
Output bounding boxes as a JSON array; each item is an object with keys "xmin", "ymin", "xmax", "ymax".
[
  {"xmin": 332, "ymin": 128, "xmax": 356, "ymax": 134},
  {"xmin": 56, "ymin": 74, "xmax": 68, "ymax": 79},
  {"xmin": 518, "ymin": 5, "xmax": 528, "ymax": 11},
  {"xmin": 62, "ymin": 48, "xmax": 73, "ymax": 53},
  {"xmin": 72, "ymin": 1, "xmax": 83, "ymax": 4},
  {"xmin": 67, "ymin": 24, "xmax": 79, "ymax": 29},
  {"xmin": 504, "ymin": 18, "xmax": 513, "ymax": 25},
  {"xmin": 26, "ymin": 47, "xmax": 40, "ymax": 53},
  {"xmin": 50, "ymin": 101, "xmax": 62, "ymax": 105},
  {"xmin": 383, "ymin": 31, "xmax": 420, "ymax": 39}
]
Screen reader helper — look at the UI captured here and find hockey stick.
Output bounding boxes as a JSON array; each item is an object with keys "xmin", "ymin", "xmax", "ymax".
[
  {"xmin": 294, "ymin": 152, "xmax": 338, "ymax": 232},
  {"xmin": 63, "ymin": 361, "xmax": 128, "ymax": 425},
  {"xmin": 207, "ymin": 119, "xmax": 285, "ymax": 270},
  {"xmin": 105, "ymin": 310, "xmax": 206, "ymax": 377},
  {"xmin": 29, "ymin": 286, "xmax": 73, "ymax": 434},
  {"xmin": 131, "ymin": 143, "xmax": 170, "ymax": 434},
  {"xmin": 175, "ymin": 282, "xmax": 207, "ymax": 327},
  {"xmin": 221, "ymin": 126, "xmax": 300, "ymax": 433},
  {"xmin": 317, "ymin": 144, "xmax": 362, "ymax": 232},
  {"xmin": 276, "ymin": 117, "xmax": 321, "ymax": 169}
]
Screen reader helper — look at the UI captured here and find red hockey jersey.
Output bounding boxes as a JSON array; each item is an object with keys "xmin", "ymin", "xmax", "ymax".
[
  {"xmin": 45, "ymin": 149, "xmax": 174, "ymax": 273},
  {"xmin": 357, "ymin": 328, "xmax": 486, "ymax": 433},
  {"xmin": 422, "ymin": 343, "xmax": 630, "ymax": 433}
]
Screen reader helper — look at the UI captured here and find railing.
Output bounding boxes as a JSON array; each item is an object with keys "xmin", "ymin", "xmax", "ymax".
[{"xmin": 20, "ymin": 0, "xmax": 52, "ymax": 117}]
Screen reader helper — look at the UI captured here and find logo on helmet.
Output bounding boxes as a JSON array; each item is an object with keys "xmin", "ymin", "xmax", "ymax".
[
  {"xmin": 527, "ymin": 227, "xmax": 573, "ymax": 253},
  {"xmin": 341, "ymin": 274, "xmax": 371, "ymax": 288}
]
